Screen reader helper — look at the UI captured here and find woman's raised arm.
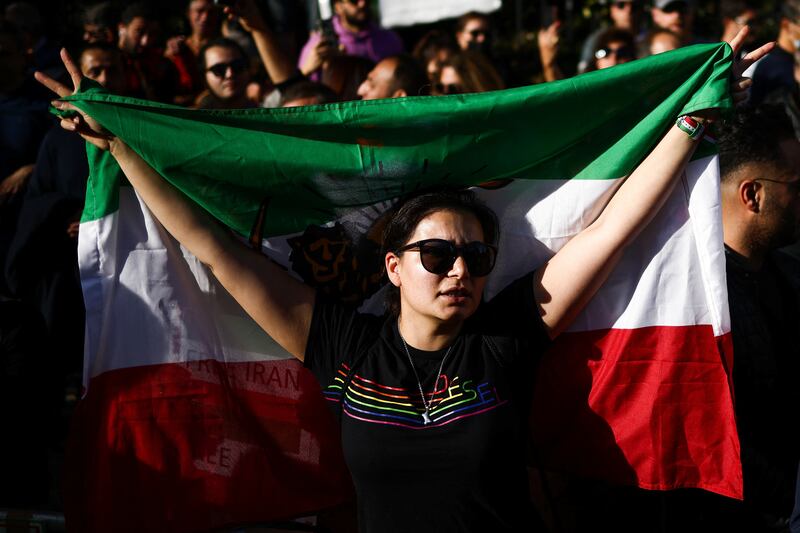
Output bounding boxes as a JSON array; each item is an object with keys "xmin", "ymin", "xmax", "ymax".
[
  {"xmin": 533, "ymin": 27, "xmax": 774, "ymax": 339},
  {"xmin": 36, "ymin": 49, "xmax": 315, "ymax": 360}
]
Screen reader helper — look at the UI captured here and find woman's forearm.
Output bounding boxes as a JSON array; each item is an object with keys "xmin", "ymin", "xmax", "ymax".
[
  {"xmin": 251, "ymin": 28, "xmax": 295, "ymax": 86},
  {"xmin": 108, "ymin": 138, "xmax": 315, "ymax": 359},
  {"xmin": 592, "ymin": 123, "xmax": 699, "ymax": 246},
  {"xmin": 533, "ymin": 121, "xmax": 700, "ymax": 337}
]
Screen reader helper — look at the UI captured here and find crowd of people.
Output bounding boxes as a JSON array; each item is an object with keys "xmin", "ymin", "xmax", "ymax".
[{"xmin": 1, "ymin": 0, "xmax": 800, "ymax": 531}]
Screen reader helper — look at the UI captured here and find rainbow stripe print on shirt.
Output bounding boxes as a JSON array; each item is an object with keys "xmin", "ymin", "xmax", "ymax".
[{"xmin": 323, "ymin": 363, "xmax": 509, "ymax": 429}]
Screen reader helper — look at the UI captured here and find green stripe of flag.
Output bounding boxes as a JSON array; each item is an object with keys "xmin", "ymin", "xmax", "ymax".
[{"xmin": 69, "ymin": 42, "xmax": 732, "ymax": 235}]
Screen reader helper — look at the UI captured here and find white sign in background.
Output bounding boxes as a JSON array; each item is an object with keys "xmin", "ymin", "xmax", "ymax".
[{"xmin": 379, "ymin": 0, "xmax": 501, "ymax": 28}]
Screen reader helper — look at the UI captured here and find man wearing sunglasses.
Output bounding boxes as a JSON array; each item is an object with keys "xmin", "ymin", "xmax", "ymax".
[
  {"xmin": 650, "ymin": 0, "xmax": 695, "ymax": 44},
  {"xmin": 713, "ymin": 105, "xmax": 800, "ymax": 530},
  {"xmin": 720, "ymin": 0, "xmax": 759, "ymax": 46}
]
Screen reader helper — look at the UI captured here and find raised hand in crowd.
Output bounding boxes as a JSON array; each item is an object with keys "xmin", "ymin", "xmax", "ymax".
[
  {"xmin": 223, "ymin": 0, "xmax": 296, "ymax": 86},
  {"xmin": 0, "ymin": 164, "xmax": 35, "ymax": 206},
  {"xmin": 37, "ymin": 47, "xmax": 316, "ymax": 360},
  {"xmin": 728, "ymin": 26, "xmax": 772, "ymax": 107},
  {"xmin": 35, "ymin": 50, "xmax": 116, "ymax": 152},
  {"xmin": 538, "ymin": 20, "xmax": 563, "ymax": 82},
  {"xmin": 223, "ymin": 0, "xmax": 266, "ymax": 33},
  {"xmin": 300, "ymin": 37, "xmax": 342, "ymax": 78},
  {"xmin": 164, "ymin": 35, "xmax": 187, "ymax": 59}
]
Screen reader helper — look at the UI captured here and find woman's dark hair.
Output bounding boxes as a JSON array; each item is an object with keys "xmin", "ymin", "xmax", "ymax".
[
  {"xmin": 413, "ymin": 29, "xmax": 459, "ymax": 65},
  {"xmin": 455, "ymin": 11, "xmax": 490, "ymax": 34},
  {"xmin": 280, "ymin": 79, "xmax": 339, "ymax": 106},
  {"xmin": 717, "ymin": 104, "xmax": 798, "ymax": 182},
  {"xmin": 381, "ymin": 189, "xmax": 499, "ymax": 316},
  {"xmin": 433, "ymin": 50, "xmax": 504, "ymax": 94}
]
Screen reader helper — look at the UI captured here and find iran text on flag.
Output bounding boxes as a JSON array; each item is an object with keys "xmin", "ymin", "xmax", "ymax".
[{"xmin": 65, "ymin": 43, "xmax": 740, "ymax": 532}]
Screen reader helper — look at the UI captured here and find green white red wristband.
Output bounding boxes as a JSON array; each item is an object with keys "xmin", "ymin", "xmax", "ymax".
[{"xmin": 676, "ymin": 115, "xmax": 706, "ymax": 141}]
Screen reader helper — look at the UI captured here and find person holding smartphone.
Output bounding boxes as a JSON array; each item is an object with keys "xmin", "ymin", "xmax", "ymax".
[{"xmin": 297, "ymin": 0, "xmax": 403, "ymax": 81}]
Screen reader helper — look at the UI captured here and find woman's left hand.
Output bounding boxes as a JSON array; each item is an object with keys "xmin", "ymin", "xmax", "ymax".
[{"xmin": 728, "ymin": 26, "xmax": 774, "ymax": 106}]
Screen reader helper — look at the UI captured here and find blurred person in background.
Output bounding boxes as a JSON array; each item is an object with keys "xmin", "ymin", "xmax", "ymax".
[
  {"xmin": 431, "ymin": 50, "xmax": 504, "ymax": 95},
  {"xmin": 322, "ymin": 54, "xmax": 374, "ymax": 101},
  {"xmin": 579, "ymin": 0, "xmax": 643, "ymax": 73},
  {"xmin": 117, "ymin": 2, "xmax": 180, "ymax": 103},
  {"xmin": 280, "ymin": 79, "xmax": 338, "ymax": 107},
  {"xmin": 194, "ymin": 37, "xmax": 255, "ymax": 109},
  {"xmin": 720, "ymin": 0, "xmax": 759, "ymax": 47},
  {"xmin": 221, "ymin": 0, "xmax": 300, "ymax": 107},
  {"xmin": 79, "ymin": 42, "xmax": 127, "ymax": 95},
  {"xmin": 357, "ymin": 54, "xmax": 429, "ymax": 100},
  {"xmin": 82, "ymin": 2, "xmax": 118, "ymax": 45},
  {"xmin": 454, "ymin": 10, "xmax": 509, "ymax": 85},
  {"xmin": 644, "ymin": 27, "xmax": 681, "ymax": 55},
  {"xmin": 6, "ymin": 42, "xmax": 127, "ymax": 391},
  {"xmin": 750, "ymin": 0, "xmax": 800, "ymax": 107},
  {"xmin": 166, "ymin": 0, "xmax": 223, "ymax": 105},
  {"xmin": 3, "ymin": 41, "xmax": 129, "ymax": 510},
  {"xmin": 455, "ymin": 11, "xmax": 490, "ymax": 53},
  {"xmin": 4, "ymin": 2, "xmax": 63, "ymax": 83},
  {"xmin": 761, "ymin": 48, "xmax": 800, "ymax": 140},
  {"xmin": 413, "ymin": 29, "xmax": 459, "ymax": 82},
  {"xmin": 298, "ymin": 0, "xmax": 403, "ymax": 81},
  {"xmin": 587, "ymin": 28, "xmax": 637, "ymax": 71},
  {"xmin": 0, "ymin": 19, "xmax": 51, "ymax": 290},
  {"xmin": 650, "ymin": 0, "xmax": 696, "ymax": 44},
  {"xmin": 538, "ymin": 19, "xmax": 563, "ymax": 82}
]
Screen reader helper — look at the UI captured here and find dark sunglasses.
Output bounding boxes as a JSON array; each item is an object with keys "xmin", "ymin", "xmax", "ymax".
[
  {"xmin": 661, "ymin": 2, "xmax": 688, "ymax": 14},
  {"xmin": 595, "ymin": 45, "xmax": 635, "ymax": 60},
  {"xmin": 206, "ymin": 58, "xmax": 247, "ymax": 78},
  {"xmin": 395, "ymin": 239, "xmax": 497, "ymax": 277},
  {"xmin": 434, "ymin": 82, "xmax": 463, "ymax": 95}
]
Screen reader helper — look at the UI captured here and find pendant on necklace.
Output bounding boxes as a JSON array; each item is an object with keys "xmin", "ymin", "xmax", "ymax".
[{"xmin": 422, "ymin": 410, "xmax": 432, "ymax": 425}]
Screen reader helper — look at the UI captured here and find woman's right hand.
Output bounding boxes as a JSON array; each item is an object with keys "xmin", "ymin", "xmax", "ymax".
[
  {"xmin": 35, "ymin": 48, "xmax": 116, "ymax": 152},
  {"xmin": 223, "ymin": 0, "xmax": 268, "ymax": 34}
]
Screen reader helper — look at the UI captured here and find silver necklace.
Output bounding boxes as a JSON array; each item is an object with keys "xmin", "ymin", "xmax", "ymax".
[{"xmin": 399, "ymin": 330, "xmax": 452, "ymax": 425}]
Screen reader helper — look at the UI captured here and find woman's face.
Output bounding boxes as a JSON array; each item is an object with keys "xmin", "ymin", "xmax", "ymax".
[
  {"xmin": 434, "ymin": 66, "xmax": 464, "ymax": 95},
  {"xmin": 386, "ymin": 210, "xmax": 488, "ymax": 328},
  {"xmin": 204, "ymin": 45, "xmax": 249, "ymax": 102},
  {"xmin": 426, "ymin": 48, "xmax": 454, "ymax": 81}
]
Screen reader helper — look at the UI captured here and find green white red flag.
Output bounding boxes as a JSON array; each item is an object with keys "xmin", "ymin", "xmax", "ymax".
[{"xmin": 65, "ymin": 43, "xmax": 740, "ymax": 532}]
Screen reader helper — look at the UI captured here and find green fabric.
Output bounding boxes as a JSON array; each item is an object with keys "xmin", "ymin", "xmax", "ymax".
[{"xmin": 65, "ymin": 43, "xmax": 733, "ymax": 236}]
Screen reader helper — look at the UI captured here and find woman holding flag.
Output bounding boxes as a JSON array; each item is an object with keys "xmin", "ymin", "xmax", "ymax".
[{"xmin": 37, "ymin": 28, "xmax": 769, "ymax": 532}]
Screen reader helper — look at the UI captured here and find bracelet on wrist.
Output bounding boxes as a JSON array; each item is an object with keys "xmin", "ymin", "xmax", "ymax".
[{"xmin": 676, "ymin": 115, "xmax": 706, "ymax": 141}]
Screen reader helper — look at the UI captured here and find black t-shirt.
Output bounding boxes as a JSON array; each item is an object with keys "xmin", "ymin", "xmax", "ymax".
[{"xmin": 305, "ymin": 273, "xmax": 551, "ymax": 532}]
